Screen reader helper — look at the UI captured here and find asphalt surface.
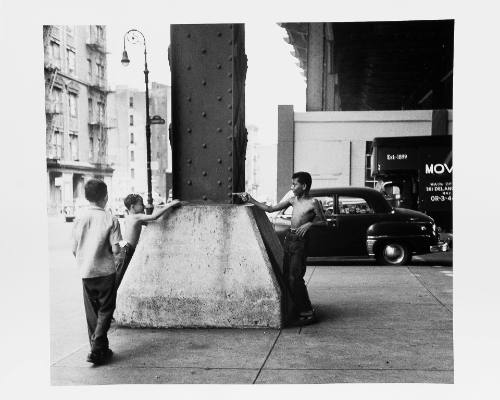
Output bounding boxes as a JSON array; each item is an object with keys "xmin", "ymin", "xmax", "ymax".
[{"xmin": 48, "ymin": 215, "xmax": 453, "ymax": 385}]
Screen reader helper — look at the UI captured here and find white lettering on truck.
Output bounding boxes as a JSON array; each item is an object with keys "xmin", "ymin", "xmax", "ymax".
[{"xmin": 425, "ymin": 163, "xmax": 453, "ymax": 174}]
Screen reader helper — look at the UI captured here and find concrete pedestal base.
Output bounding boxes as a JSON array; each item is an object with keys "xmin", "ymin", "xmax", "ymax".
[{"xmin": 115, "ymin": 204, "xmax": 283, "ymax": 328}]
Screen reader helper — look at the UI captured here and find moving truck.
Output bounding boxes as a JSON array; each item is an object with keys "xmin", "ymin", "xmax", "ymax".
[{"xmin": 371, "ymin": 135, "xmax": 452, "ymax": 231}]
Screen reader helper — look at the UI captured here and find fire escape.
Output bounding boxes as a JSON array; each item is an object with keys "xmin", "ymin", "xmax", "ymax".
[
  {"xmin": 44, "ymin": 26, "xmax": 63, "ymax": 160},
  {"xmin": 86, "ymin": 25, "xmax": 111, "ymax": 167}
]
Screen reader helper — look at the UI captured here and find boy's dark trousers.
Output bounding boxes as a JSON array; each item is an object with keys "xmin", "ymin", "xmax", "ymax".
[
  {"xmin": 283, "ymin": 232, "xmax": 313, "ymax": 319},
  {"xmin": 82, "ymin": 273, "xmax": 117, "ymax": 353},
  {"xmin": 115, "ymin": 243, "xmax": 135, "ymax": 288}
]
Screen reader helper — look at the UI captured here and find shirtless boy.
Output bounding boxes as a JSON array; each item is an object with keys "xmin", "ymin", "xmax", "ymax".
[
  {"xmin": 115, "ymin": 194, "xmax": 181, "ymax": 288},
  {"xmin": 234, "ymin": 171, "xmax": 326, "ymax": 325}
]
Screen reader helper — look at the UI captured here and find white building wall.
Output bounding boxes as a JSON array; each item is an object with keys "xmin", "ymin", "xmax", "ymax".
[{"xmin": 293, "ymin": 110, "xmax": 452, "ymax": 187}]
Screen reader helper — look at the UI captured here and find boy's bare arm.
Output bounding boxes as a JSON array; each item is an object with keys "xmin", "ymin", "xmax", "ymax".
[
  {"xmin": 112, "ymin": 243, "xmax": 121, "ymax": 256},
  {"xmin": 311, "ymin": 198, "xmax": 328, "ymax": 225},
  {"xmin": 137, "ymin": 199, "xmax": 182, "ymax": 222},
  {"xmin": 233, "ymin": 192, "xmax": 290, "ymax": 213}
]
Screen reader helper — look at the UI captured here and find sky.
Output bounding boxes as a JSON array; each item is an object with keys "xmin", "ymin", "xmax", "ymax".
[{"xmin": 106, "ymin": 22, "xmax": 306, "ymax": 145}]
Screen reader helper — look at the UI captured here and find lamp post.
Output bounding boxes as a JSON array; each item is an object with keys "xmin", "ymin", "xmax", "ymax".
[{"xmin": 121, "ymin": 29, "xmax": 154, "ymax": 214}]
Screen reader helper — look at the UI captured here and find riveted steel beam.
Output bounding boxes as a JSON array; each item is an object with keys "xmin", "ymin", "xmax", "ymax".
[{"xmin": 170, "ymin": 24, "xmax": 247, "ymax": 203}]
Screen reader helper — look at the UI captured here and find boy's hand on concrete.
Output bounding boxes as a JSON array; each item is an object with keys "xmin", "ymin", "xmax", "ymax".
[
  {"xmin": 169, "ymin": 199, "xmax": 181, "ymax": 208},
  {"xmin": 232, "ymin": 192, "xmax": 249, "ymax": 202}
]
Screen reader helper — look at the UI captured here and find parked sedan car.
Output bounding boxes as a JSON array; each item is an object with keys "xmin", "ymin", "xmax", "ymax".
[{"xmin": 270, "ymin": 187, "xmax": 448, "ymax": 266}]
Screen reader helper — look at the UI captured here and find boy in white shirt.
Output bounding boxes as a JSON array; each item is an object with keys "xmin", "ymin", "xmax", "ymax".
[{"xmin": 72, "ymin": 179, "xmax": 122, "ymax": 365}]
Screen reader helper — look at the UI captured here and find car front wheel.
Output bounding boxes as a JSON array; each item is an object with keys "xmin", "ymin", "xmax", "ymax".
[{"xmin": 376, "ymin": 242, "xmax": 411, "ymax": 266}]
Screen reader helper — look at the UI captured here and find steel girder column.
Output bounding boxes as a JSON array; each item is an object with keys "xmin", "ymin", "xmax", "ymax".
[{"xmin": 170, "ymin": 24, "xmax": 247, "ymax": 202}]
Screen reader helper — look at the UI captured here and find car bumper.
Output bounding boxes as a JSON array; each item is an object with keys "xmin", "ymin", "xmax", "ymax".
[
  {"xmin": 430, "ymin": 241, "xmax": 448, "ymax": 253},
  {"xmin": 366, "ymin": 238, "xmax": 376, "ymax": 256}
]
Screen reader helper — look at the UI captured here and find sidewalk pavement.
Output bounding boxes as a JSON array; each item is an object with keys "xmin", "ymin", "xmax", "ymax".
[{"xmin": 50, "ymin": 263, "xmax": 453, "ymax": 385}]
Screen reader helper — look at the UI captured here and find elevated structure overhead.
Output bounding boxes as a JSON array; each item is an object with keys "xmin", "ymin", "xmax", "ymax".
[{"xmin": 281, "ymin": 20, "xmax": 454, "ymax": 111}]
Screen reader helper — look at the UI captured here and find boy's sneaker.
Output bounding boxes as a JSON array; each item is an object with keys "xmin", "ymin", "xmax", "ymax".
[
  {"xmin": 86, "ymin": 348, "xmax": 113, "ymax": 365},
  {"xmin": 291, "ymin": 310, "xmax": 317, "ymax": 327}
]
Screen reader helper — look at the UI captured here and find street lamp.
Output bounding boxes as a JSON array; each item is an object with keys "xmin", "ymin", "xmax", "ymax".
[{"xmin": 121, "ymin": 29, "xmax": 155, "ymax": 214}]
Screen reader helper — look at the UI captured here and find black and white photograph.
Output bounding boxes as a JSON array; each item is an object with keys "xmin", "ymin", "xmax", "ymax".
[{"xmin": 2, "ymin": 0, "xmax": 500, "ymax": 398}]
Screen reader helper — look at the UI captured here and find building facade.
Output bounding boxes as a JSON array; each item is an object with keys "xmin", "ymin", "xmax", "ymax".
[
  {"xmin": 245, "ymin": 125, "xmax": 277, "ymax": 204},
  {"xmin": 44, "ymin": 25, "xmax": 113, "ymax": 215},
  {"xmin": 107, "ymin": 83, "xmax": 171, "ymax": 204},
  {"xmin": 276, "ymin": 21, "xmax": 453, "ymax": 203}
]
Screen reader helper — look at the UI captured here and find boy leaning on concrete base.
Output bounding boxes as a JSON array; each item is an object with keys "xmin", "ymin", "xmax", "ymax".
[
  {"xmin": 72, "ymin": 179, "xmax": 122, "ymax": 366},
  {"xmin": 114, "ymin": 194, "xmax": 182, "ymax": 289}
]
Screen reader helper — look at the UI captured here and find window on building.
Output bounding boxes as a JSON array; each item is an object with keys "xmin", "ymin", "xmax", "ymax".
[
  {"xmin": 129, "ymin": 97, "xmax": 134, "ymax": 108},
  {"xmin": 96, "ymin": 62, "xmax": 104, "ymax": 87},
  {"xmin": 69, "ymin": 93, "xmax": 77, "ymax": 117},
  {"xmin": 129, "ymin": 115, "xmax": 134, "ymax": 126},
  {"xmin": 96, "ymin": 63, "xmax": 104, "ymax": 79},
  {"xmin": 66, "ymin": 49, "xmax": 75, "ymax": 75},
  {"xmin": 130, "ymin": 133, "xmax": 134, "ymax": 143},
  {"xmin": 88, "ymin": 98, "xmax": 93, "ymax": 120},
  {"xmin": 52, "ymin": 88, "xmax": 62, "ymax": 111},
  {"xmin": 69, "ymin": 133, "xmax": 79, "ymax": 161},
  {"xmin": 87, "ymin": 58, "xmax": 92, "ymax": 81},
  {"xmin": 96, "ymin": 25, "xmax": 104, "ymax": 40},
  {"xmin": 130, "ymin": 150, "xmax": 135, "ymax": 161},
  {"xmin": 97, "ymin": 102, "xmax": 104, "ymax": 122},
  {"xmin": 52, "ymin": 130, "xmax": 63, "ymax": 159},
  {"xmin": 50, "ymin": 41, "xmax": 61, "ymax": 68},
  {"xmin": 51, "ymin": 41, "xmax": 60, "ymax": 59},
  {"xmin": 365, "ymin": 141, "xmax": 377, "ymax": 188},
  {"xmin": 89, "ymin": 136, "xmax": 94, "ymax": 161},
  {"xmin": 130, "ymin": 168, "xmax": 135, "ymax": 179}
]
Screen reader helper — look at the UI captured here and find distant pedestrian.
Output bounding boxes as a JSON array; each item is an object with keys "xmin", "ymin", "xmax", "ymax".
[
  {"xmin": 234, "ymin": 171, "xmax": 327, "ymax": 326},
  {"xmin": 72, "ymin": 179, "xmax": 122, "ymax": 365},
  {"xmin": 115, "ymin": 194, "xmax": 182, "ymax": 288}
]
